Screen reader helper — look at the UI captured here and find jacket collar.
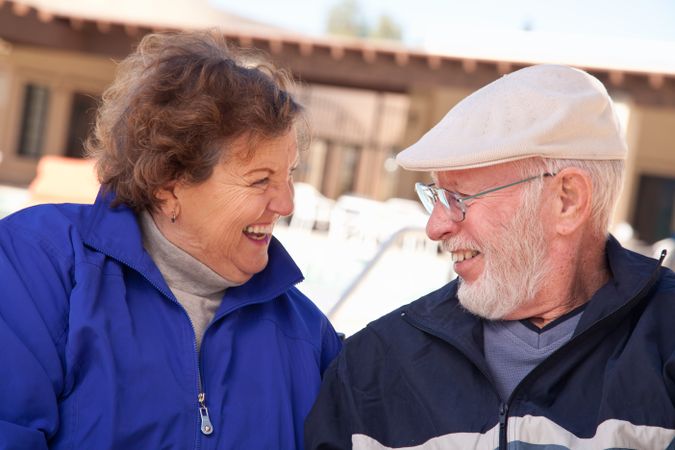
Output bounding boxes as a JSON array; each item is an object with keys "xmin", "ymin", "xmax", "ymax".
[
  {"xmin": 403, "ymin": 235, "xmax": 664, "ymax": 347},
  {"xmin": 81, "ymin": 189, "xmax": 303, "ymax": 308},
  {"xmin": 574, "ymin": 234, "xmax": 664, "ymax": 334},
  {"xmin": 403, "ymin": 281, "xmax": 483, "ymax": 357}
]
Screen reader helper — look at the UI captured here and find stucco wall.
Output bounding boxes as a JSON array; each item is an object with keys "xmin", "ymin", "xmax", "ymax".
[{"xmin": 0, "ymin": 44, "xmax": 114, "ymax": 185}]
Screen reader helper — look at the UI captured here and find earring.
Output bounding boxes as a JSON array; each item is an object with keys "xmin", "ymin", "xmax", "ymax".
[{"xmin": 170, "ymin": 210, "xmax": 177, "ymax": 224}]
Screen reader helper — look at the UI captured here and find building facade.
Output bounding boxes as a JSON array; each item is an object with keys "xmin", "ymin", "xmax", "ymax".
[{"xmin": 1, "ymin": 0, "xmax": 674, "ymax": 242}]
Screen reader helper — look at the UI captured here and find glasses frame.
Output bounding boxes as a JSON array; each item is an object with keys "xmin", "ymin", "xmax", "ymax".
[{"xmin": 415, "ymin": 172, "xmax": 555, "ymax": 222}]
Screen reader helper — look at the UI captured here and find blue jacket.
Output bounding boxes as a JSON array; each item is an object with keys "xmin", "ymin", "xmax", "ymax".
[
  {"xmin": 305, "ymin": 237, "xmax": 675, "ymax": 449},
  {"xmin": 0, "ymin": 193, "xmax": 342, "ymax": 450}
]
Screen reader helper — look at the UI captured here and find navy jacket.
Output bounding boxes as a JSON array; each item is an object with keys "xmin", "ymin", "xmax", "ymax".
[
  {"xmin": 305, "ymin": 237, "xmax": 675, "ymax": 449},
  {"xmin": 0, "ymin": 193, "xmax": 341, "ymax": 449}
]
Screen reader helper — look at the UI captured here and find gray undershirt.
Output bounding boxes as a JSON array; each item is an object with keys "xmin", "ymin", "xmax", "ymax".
[
  {"xmin": 483, "ymin": 309, "xmax": 583, "ymax": 401},
  {"xmin": 140, "ymin": 211, "xmax": 240, "ymax": 350}
]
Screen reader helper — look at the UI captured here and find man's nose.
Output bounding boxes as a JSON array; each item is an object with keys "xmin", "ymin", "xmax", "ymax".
[{"xmin": 426, "ymin": 203, "xmax": 460, "ymax": 241}]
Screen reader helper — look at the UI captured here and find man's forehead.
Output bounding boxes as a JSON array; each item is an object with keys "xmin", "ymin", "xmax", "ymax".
[{"xmin": 431, "ymin": 163, "xmax": 517, "ymax": 186}]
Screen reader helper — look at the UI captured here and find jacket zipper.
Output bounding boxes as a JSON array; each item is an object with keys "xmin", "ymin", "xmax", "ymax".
[
  {"xmin": 402, "ymin": 250, "xmax": 666, "ymax": 450},
  {"xmin": 85, "ymin": 245, "xmax": 211, "ymax": 447},
  {"xmin": 498, "ymin": 403, "xmax": 508, "ymax": 449},
  {"xmin": 198, "ymin": 392, "xmax": 214, "ymax": 435},
  {"xmin": 196, "ymin": 342, "xmax": 213, "ymax": 437}
]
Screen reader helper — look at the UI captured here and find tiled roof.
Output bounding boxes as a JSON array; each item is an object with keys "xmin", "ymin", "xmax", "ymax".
[
  {"xmin": 1, "ymin": 0, "xmax": 673, "ymax": 102},
  {"xmin": 1, "ymin": 0, "xmax": 291, "ymax": 34}
]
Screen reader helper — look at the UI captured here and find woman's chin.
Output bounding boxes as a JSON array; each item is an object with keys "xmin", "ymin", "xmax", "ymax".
[{"xmin": 239, "ymin": 253, "xmax": 270, "ymax": 280}]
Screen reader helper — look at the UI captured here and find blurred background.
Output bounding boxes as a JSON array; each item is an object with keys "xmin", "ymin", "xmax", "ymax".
[{"xmin": 0, "ymin": 0, "xmax": 674, "ymax": 335}]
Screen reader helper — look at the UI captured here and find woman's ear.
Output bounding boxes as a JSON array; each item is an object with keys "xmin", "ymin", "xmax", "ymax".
[
  {"xmin": 551, "ymin": 168, "xmax": 593, "ymax": 236},
  {"xmin": 154, "ymin": 181, "xmax": 180, "ymax": 220}
]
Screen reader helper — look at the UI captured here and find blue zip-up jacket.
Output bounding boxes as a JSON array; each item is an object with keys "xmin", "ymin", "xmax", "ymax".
[
  {"xmin": 0, "ymin": 193, "xmax": 342, "ymax": 450},
  {"xmin": 305, "ymin": 237, "xmax": 675, "ymax": 449}
]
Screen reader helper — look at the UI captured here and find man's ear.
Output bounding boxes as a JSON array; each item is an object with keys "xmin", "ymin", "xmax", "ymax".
[{"xmin": 551, "ymin": 168, "xmax": 593, "ymax": 236}]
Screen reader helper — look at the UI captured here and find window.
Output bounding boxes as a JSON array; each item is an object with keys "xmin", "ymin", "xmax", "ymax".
[
  {"xmin": 17, "ymin": 83, "xmax": 50, "ymax": 158},
  {"xmin": 633, "ymin": 174, "xmax": 675, "ymax": 243},
  {"xmin": 320, "ymin": 142, "xmax": 361, "ymax": 198},
  {"xmin": 334, "ymin": 144, "xmax": 360, "ymax": 197},
  {"xmin": 64, "ymin": 92, "xmax": 99, "ymax": 158}
]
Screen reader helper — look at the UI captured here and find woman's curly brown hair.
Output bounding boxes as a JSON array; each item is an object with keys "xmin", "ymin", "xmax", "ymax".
[{"xmin": 86, "ymin": 30, "xmax": 302, "ymax": 212}]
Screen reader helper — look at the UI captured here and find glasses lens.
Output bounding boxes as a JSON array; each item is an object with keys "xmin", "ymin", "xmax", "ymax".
[
  {"xmin": 415, "ymin": 184, "xmax": 465, "ymax": 222},
  {"xmin": 415, "ymin": 183, "xmax": 436, "ymax": 214},
  {"xmin": 447, "ymin": 194, "xmax": 464, "ymax": 222},
  {"xmin": 434, "ymin": 190, "xmax": 462, "ymax": 222}
]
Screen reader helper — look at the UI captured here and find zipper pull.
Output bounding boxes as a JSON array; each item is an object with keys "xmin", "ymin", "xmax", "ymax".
[
  {"xmin": 499, "ymin": 402, "xmax": 508, "ymax": 427},
  {"xmin": 198, "ymin": 392, "xmax": 214, "ymax": 435},
  {"xmin": 498, "ymin": 403, "xmax": 508, "ymax": 449}
]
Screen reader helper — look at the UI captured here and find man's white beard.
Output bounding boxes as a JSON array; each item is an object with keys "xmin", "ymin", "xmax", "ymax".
[{"xmin": 444, "ymin": 196, "xmax": 550, "ymax": 320}]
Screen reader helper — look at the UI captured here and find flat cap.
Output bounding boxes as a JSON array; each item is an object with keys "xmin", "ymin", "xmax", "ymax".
[{"xmin": 396, "ymin": 64, "xmax": 627, "ymax": 171}]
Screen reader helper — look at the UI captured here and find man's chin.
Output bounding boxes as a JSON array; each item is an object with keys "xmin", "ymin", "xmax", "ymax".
[
  {"xmin": 459, "ymin": 303, "xmax": 508, "ymax": 321},
  {"xmin": 457, "ymin": 281, "xmax": 513, "ymax": 321}
]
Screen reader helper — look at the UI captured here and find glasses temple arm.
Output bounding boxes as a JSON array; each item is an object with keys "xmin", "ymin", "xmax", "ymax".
[{"xmin": 461, "ymin": 173, "xmax": 554, "ymax": 202}]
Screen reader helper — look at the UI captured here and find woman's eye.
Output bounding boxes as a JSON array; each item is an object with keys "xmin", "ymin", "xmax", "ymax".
[{"xmin": 251, "ymin": 177, "xmax": 270, "ymax": 187}]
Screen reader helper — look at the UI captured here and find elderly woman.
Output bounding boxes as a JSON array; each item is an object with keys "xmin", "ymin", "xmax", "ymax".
[{"xmin": 0, "ymin": 31, "xmax": 341, "ymax": 449}]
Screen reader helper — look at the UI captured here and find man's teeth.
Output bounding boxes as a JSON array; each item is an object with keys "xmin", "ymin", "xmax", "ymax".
[
  {"xmin": 244, "ymin": 225, "xmax": 273, "ymax": 235},
  {"xmin": 451, "ymin": 250, "xmax": 480, "ymax": 263}
]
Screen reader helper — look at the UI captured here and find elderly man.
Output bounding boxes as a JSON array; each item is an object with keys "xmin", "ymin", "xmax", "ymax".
[{"xmin": 305, "ymin": 65, "xmax": 675, "ymax": 450}]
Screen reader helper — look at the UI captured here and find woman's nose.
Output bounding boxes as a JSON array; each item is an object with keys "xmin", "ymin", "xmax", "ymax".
[{"xmin": 270, "ymin": 180, "xmax": 294, "ymax": 217}]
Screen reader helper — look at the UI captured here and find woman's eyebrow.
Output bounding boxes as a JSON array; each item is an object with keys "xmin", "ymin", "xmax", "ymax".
[{"xmin": 243, "ymin": 167, "xmax": 274, "ymax": 176}]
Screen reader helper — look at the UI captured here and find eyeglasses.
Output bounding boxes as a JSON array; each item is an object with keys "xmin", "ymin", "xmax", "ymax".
[{"xmin": 415, "ymin": 172, "xmax": 555, "ymax": 222}]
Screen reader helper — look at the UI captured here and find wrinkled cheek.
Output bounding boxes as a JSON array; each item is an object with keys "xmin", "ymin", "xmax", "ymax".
[{"xmin": 211, "ymin": 228, "xmax": 243, "ymax": 258}]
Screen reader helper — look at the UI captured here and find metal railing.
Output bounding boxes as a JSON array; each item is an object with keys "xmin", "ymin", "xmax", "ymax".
[{"xmin": 328, "ymin": 226, "xmax": 438, "ymax": 318}]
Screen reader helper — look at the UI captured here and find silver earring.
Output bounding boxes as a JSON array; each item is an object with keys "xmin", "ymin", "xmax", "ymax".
[{"xmin": 170, "ymin": 210, "xmax": 177, "ymax": 223}]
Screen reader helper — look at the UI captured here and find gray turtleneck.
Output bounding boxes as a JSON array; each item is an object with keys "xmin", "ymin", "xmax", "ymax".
[{"xmin": 139, "ymin": 211, "xmax": 240, "ymax": 350}]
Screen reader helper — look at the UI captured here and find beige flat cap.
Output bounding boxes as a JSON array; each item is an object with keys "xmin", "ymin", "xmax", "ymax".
[{"xmin": 396, "ymin": 64, "xmax": 627, "ymax": 171}]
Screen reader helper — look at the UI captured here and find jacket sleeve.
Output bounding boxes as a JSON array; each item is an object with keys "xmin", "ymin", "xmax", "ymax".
[
  {"xmin": 304, "ymin": 351, "xmax": 356, "ymax": 450},
  {"xmin": 319, "ymin": 317, "xmax": 343, "ymax": 376},
  {"xmin": 306, "ymin": 324, "xmax": 387, "ymax": 450},
  {"xmin": 0, "ymin": 223, "xmax": 72, "ymax": 448}
]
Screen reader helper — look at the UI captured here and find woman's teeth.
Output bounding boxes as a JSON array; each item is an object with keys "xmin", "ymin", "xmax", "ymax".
[
  {"xmin": 451, "ymin": 250, "xmax": 480, "ymax": 263},
  {"xmin": 243, "ymin": 224, "xmax": 273, "ymax": 240}
]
